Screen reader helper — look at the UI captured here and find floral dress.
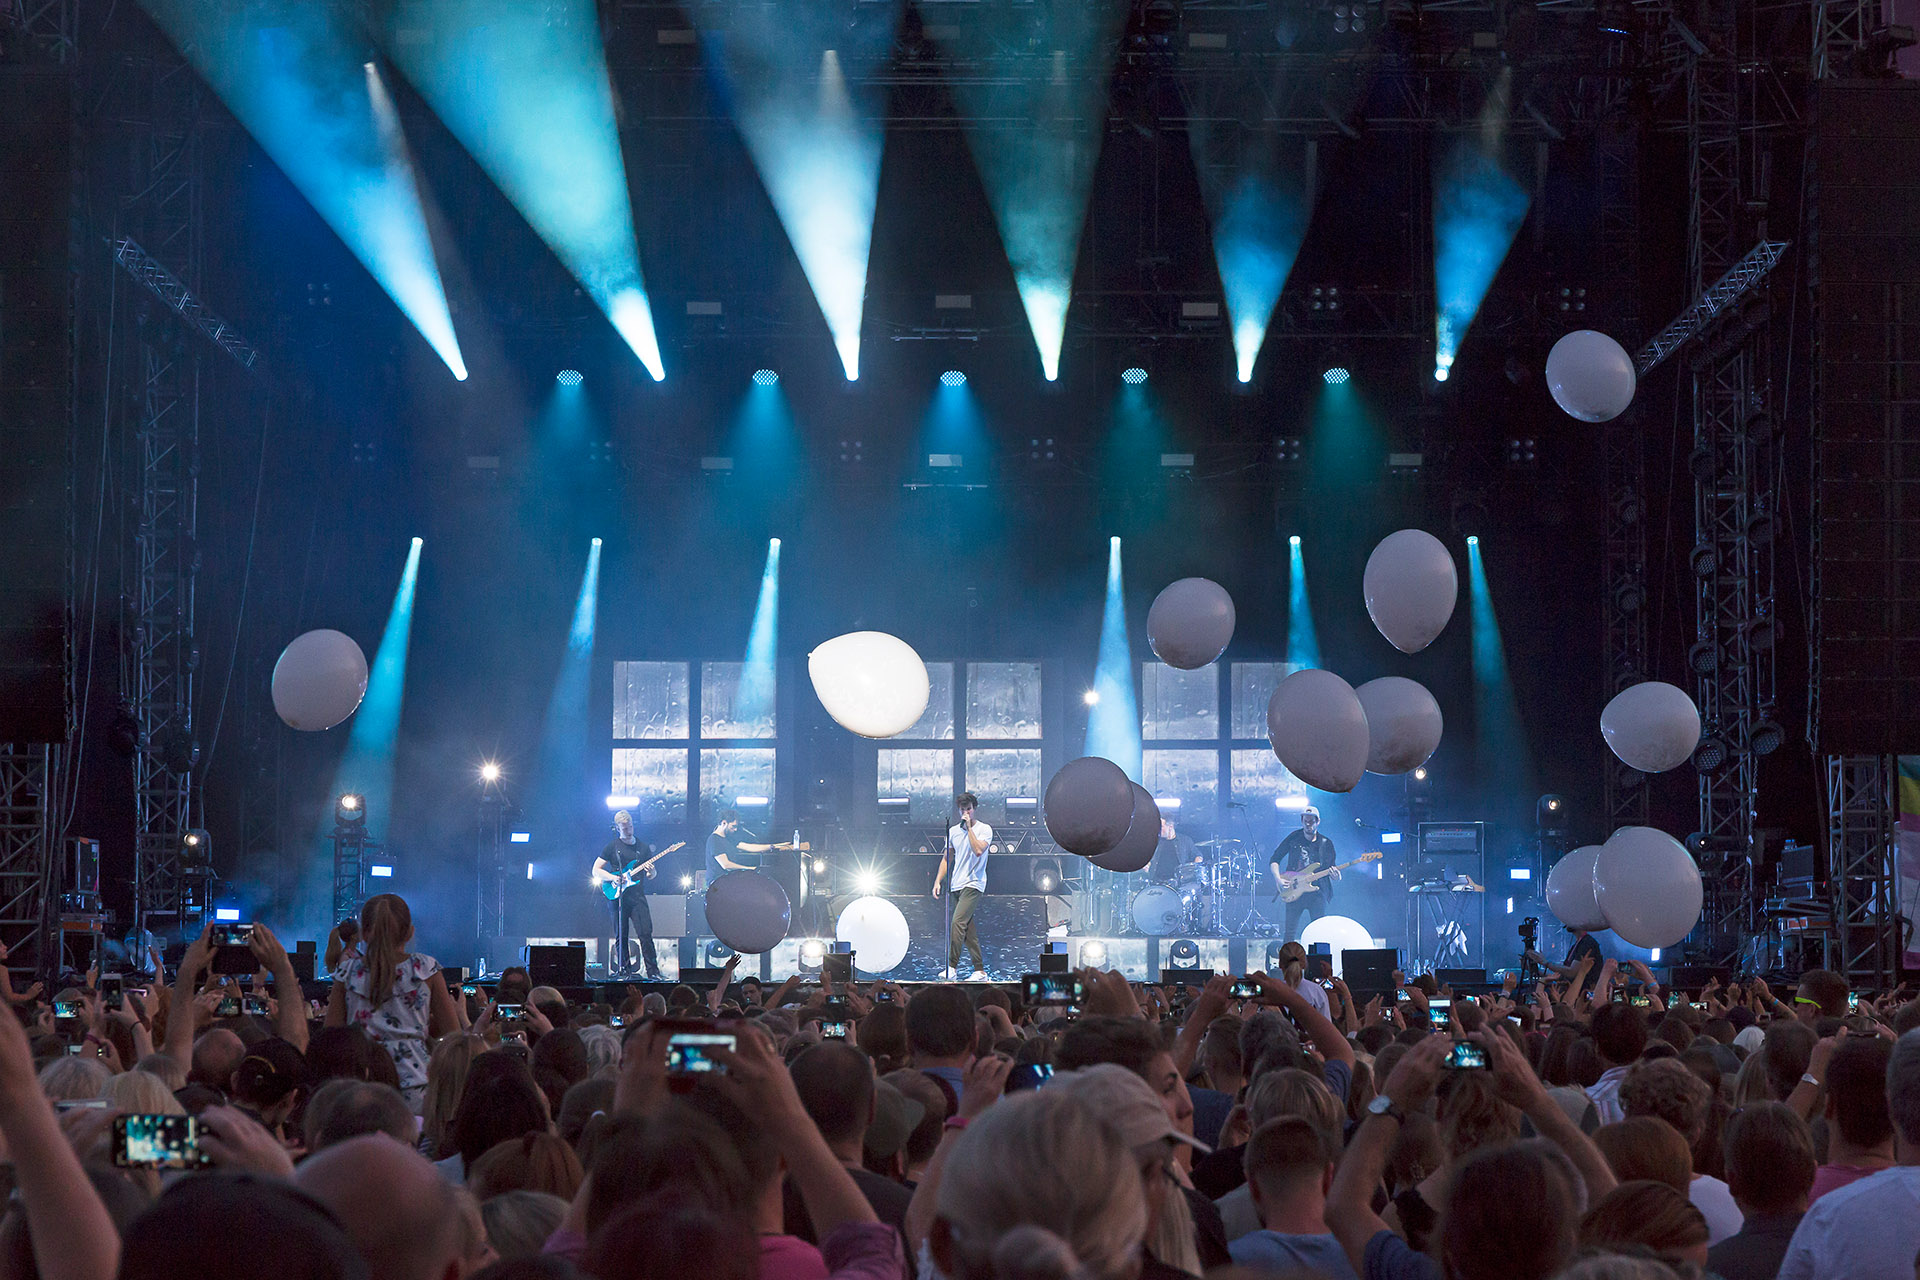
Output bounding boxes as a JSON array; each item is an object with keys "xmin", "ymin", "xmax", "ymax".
[{"xmin": 335, "ymin": 951, "xmax": 440, "ymax": 1110}]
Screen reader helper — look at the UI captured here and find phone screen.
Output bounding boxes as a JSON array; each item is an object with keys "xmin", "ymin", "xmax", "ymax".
[
  {"xmin": 1427, "ymin": 998, "xmax": 1452, "ymax": 1031},
  {"xmin": 819, "ymin": 1020, "xmax": 851, "ymax": 1041},
  {"xmin": 53, "ymin": 1000, "xmax": 84, "ymax": 1022},
  {"xmin": 211, "ymin": 923, "xmax": 253, "ymax": 947},
  {"xmin": 1007, "ymin": 1063, "xmax": 1054, "ymax": 1092},
  {"xmin": 1022, "ymin": 973, "xmax": 1085, "ymax": 1010},
  {"xmin": 1445, "ymin": 1042, "xmax": 1489, "ymax": 1070},
  {"xmin": 101, "ymin": 977, "xmax": 123, "ymax": 1010},
  {"xmin": 215, "ymin": 995, "xmax": 241, "ymax": 1018},
  {"xmin": 1229, "ymin": 979, "xmax": 1262, "ymax": 999},
  {"xmin": 666, "ymin": 1032, "xmax": 736, "ymax": 1075},
  {"xmin": 494, "ymin": 1003, "xmax": 525, "ymax": 1022},
  {"xmin": 114, "ymin": 1115, "xmax": 211, "ymax": 1170},
  {"xmin": 243, "ymin": 995, "xmax": 271, "ymax": 1016}
]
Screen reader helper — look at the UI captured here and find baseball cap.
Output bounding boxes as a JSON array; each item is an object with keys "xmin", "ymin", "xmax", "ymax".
[
  {"xmin": 863, "ymin": 1077, "xmax": 927, "ymax": 1162},
  {"xmin": 1049, "ymin": 1063, "xmax": 1211, "ymax": 1154},
  {"xmin": 1301, "ymin": 806, "xmax": 1320, "ymax": 820}
]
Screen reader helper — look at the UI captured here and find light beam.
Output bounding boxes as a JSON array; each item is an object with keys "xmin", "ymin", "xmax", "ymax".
[
  {"xmin": 1085, "ymin": 537, "xmax": 1142, "ymax": 779},
  {"xmin": 1191, "ymin": 128, "xmax": 1313, "ymax": 385},
  {"xmin": 1433, "ymin": 67, "xmax": 1529, "ymax": 382},
  {"xmin": 383, "ymin": 0, "xmax": 664, "ymax": 379},
  {"xmin": 326, "ymin": 537, "xmax": 423, "ymax": 855},
  {"xmin": 1467, "ymin": 537, "xmax": 1536, "ymax": 805},
  {"xmin": 739, "ymin": 540, "xmax": 781, "ymax": 729},
  {"xmin": 534, "ymin": 538, "xmax": 602, "ymax": 839},
  {"xmin": 1287, "ymin": 537, "xmax": 1320, "ymax": 670},
  {"xmin": 137, "ymin": 3, "xmax": 466, "ymax": 379}
]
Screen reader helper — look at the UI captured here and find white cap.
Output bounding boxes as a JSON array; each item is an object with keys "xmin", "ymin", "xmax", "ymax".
[{"xmin": 1301, "ymin": 806, "xmax": 1321, "ymax": 820}]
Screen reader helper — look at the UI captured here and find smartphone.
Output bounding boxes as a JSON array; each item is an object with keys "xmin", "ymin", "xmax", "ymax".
[
  {"xmin": 210, "ymin": 923, "xmax": 253, "ymax": 947},
  {"xmin": 215, "ymin": 994, "xmax": 241, "ymax": 1018},
  {"xmin": 210, "ymin": 923, "xmax": 256, "ymax": 975},
  {"xmin": 1022, "ymin": 973, "xmax": 1086, "ymax": 1011},
  {"xmin": 494, "ymin": 1003, "xmax": 525, "ymax": 1024},
  {"xmin": 64, "ymin": 1043, "xmax": 82, "ymax": 1056},
  {"xmin": 101, "ymin": 976, "xmax": 123, "ymax": 1011},
  {"xmin": 56, "ymin": 1099, "xmax": 108, "ymax": 1111},
  {"xmin": 1445, "ymin": 1042, "xmax": 1490, "ymax": 1070},
  {"xmin": 665, "ymin": 1031, "xmax": 736, "ymax": 1076},
  {"xmin": 1007, "ymin": 1063, "xmax": 1054, "ymax": 1092},
  {"xmin": 1848, "ymin": 992, "xmax": 1860, "ymax": 1011},
  {"xmin": 113, "ymin": 1114, "xmax": 212, "ymax": 1170},
  {"xmin": 461, "ymin": 983, "xmax": 479, "ymax": 998},
  {"xmin": 243, "ymin": 994, "xmax": 271, "ymax": 1016},
  {"xmin": 53, "ymin": 999, "xmax": 84, "ymax": 1024},
  {"xmin": 608, "ymin": 1015, "xmax": 626, "ymax": 1029},
  {"xmin": 1229, "ymin": 979, "xmax": 1262, "ymax": 1000},
  {"xmin": 819, "ymin": 1020, "xmax": 851, "ymax": 1041},
  {"xmin": 1427, "ymin": 997, "xmax": 1452, "ymax": 1031},
  {"xmin": 875, "ymin": 989, "xmax": 895, "ymax": 1003},
  {"xmin": 1629, "ymin": 995, "xmax": 1651, "ymax": 1009}
]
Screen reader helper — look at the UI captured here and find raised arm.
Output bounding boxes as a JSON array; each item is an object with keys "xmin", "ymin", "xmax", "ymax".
[
  {"xmin": 1173, "ymin": 974, "xmax": 1232, "ymax": 1076},
  {"xmin": 1253, "ymin": 971, "xmax": 1355, "ymax": 1067},
  {"xmin": 163, "ymin": 926, "xmax": 214, "ymax": 1069},
  {"xmin": 1472, "ymin": 1028, "xmax": 1615, "ymax": 1203},
  {"xmin": 247, "ymin": 924, "xmax": 310, "ymax": 1052},
  {"xmin": 1328, "ymin": 1035, "xmax": 1447, "ymax": 1273},
  {"xmin": 716, "ymin": 1029, "xmax": 879, "ymax": 1237},
  {"xmin": 1587, "ymin": 959, "xmax": 1619, "ymax": 1015}
]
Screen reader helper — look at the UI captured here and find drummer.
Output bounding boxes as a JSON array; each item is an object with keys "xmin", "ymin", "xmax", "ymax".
[{"xmin": 1147, "ymin": 816, "xmax": 1200, "ymax": 883}]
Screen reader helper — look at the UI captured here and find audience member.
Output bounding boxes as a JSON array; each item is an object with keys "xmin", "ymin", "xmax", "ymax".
[
  {"xmin": 478, "ymin": 1191, "xmax": 569, "ymax": 1262},
  {"xmin": 1579, "ymin": 1181, "xmax": 1710, "ymax": 1272},
  {"xmin": 1591, "ymin": 1117, "xmax": 1691, "ymax": 1193},
  {"xmin": 905, "ymin": 986, "xmax": 976, "ymax": 1108},
  {"xmin": 1708, "ymin": 1102, "xmax": 1815, "ymax": 1280},
  {"xmin": 303, "ymin": 1079, "xmax": 417, "ymax": 1151},
  {"xmin": 1229, "ymin": 1117, "xmax": 1356, "ymax": 1278},
  {"xmin": 325, "ymin": 895, "xmax": 460, "ymax": 1111},
  {"xmin": 1808, "ymin": 1034, "xmax": 1895, "ymax": 1201},
  {"xmin": 467, "ymin": 1132, "xmax": 585, "ymax": 1201},
  {"xmin": 1618, "ymin": 1057, "xmax": 1741, "ymax": 1244},
  {"xmin": 1586, "ymin": 1004, "xmax": 1648, "ymax": 1125},
  {"xmin": 296, "ymin": 1135, "xmax": 464, "ymax": 1280}
]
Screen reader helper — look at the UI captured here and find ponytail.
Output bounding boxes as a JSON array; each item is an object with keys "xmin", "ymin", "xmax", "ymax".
[
  {"xmin": 360, "ymin": 893, "xmax": 413, "ymax": 1009},
  {"xmin": 989, "ymin": 1225, "xmax": 1093, "ymax": 1280}
]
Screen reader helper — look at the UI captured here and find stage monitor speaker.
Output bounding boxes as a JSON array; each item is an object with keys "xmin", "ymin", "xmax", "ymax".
[
  {"xmin": 1435, "ymin": 968, "xmax": 1487, "ymax": 989},
  {"xmin": 1668, "ymin": 965, "xmax": 1731, "ymax": 990},
  {"xmin": 1162, "ymin": 965, "xmax": 1212, "ymax": 984},
  {"xmin": 1813, "ymin": 80, "xmax": 1920, "ymax": 751},
  {"xmin": 288, "ymin": 952, "xmax": 315, "ymax": 983},
  {"xmin": 646, "ymin": 895, "xmax": 687, "ymax": 936},
  {"xmin": 0, "ymin": 67, "xmax": 73, "ymax": 745},
  {"xmin": 680, "ymin": 967, "xmax": 730, "ymax": 985},
  {"xmin": 1341, "ymin": 948, "xmax": 1399, "ymax": 995},
  {"xmin": 1038, "ymin": 948, "xmax": 1071, "ymax": 974},
  {"xmin": 526, "ymin": 943, "xmax": 586, "ymax": 988}
]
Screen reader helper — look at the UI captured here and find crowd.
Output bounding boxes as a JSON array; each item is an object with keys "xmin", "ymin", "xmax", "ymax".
[{"xmin": 0, "ymin": 894, "xmax": 1916, "ymax": 1280}]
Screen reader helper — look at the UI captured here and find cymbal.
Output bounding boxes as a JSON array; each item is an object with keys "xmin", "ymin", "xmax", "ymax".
[{"xmin": 1193, "ymin": 837, "xmax": 1241, "ymax": 848}]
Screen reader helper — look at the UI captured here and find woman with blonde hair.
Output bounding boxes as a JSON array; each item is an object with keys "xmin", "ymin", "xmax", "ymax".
[
  {"xmin": 102, "ymin": 1068, "xmax": 185, "ymax": 1116},
  {"xmin": 422, "ymin": 1031, "xmax": 483, "ymax": 1157},
  {"xmin": 325, "ymin": 893, "xmax": 459, "ymax": 1111},
  {"xmin": 37, "ymin": 1055, "xmax": 113, "ymax": 1103},
  {"xmin": 928, "ymin": 1087, "xmax": 1150, "ymax": 1280}
]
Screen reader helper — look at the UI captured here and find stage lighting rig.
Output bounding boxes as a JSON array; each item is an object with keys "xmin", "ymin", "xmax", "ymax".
[
  {"xmin": 335, "ymin": 794, "xmax": 367, "ymax": 829},
  {"xmin": 1033, "ymin": 857, "xmax": 1063, "ymax": 894},
  {"xmin": 479, "ymin": 762, "xmax": 502, "ymax": 784},
  {"xmin": 1078, "ymin": 940, "xmax": 1109, "ymax": 968}
]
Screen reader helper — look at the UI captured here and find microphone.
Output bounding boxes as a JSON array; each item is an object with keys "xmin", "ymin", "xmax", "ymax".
[{"xmin": 1354, "ymin": 817, "xmax": 1382, "ymax": 830}]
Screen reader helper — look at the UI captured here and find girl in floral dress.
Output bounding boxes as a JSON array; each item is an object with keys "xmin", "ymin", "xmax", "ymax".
[{"xmin": 326, "ymin": 893, "xmax": 460, "ymax": 1112}]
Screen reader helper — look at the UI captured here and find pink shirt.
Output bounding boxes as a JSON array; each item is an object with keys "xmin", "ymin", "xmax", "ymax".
[{"xmin": 1810, "ymin": 1162, "xmax": 1887, "ymax": 1203}]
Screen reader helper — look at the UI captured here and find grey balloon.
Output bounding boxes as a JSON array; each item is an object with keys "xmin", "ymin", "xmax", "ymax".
[
  {"xmin": 1043, "ymin": 756, "xmax": 1136, "ymax": 857},
  {"xmin": 1088, "ymin": 784, "xmax": 1162, "ymax": 873},
  {"xmin": 704, "ymin": 870, "xmax": 792, "ymax": 953},
  {"xmin": 1146, "ymin": 577, "xmax": 1236, "ymax": 670}
]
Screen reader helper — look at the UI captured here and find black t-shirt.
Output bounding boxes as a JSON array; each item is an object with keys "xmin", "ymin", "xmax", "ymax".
[
  {"xmin": 1564, "ymin": 931, "xmax": 1603, "ymax": 982},
  {"xmin": 1148, "ymin": 832, "xmax": 1196, "ymax": 883},
  {"xmin": 706, "ymin": 831, "xmax": 752, "ymax": 881},
  {"xmin": 1270, "ymin": 829, "xmax": 1336, "ymax": 901},
  {"xmin": 599, "ymin": 836, "xmax": 651, "ymax": 897}
]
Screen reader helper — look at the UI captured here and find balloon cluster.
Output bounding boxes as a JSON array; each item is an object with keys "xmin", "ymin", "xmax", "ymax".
[{"xmin": 1546, "ymin": 827, "xmax": 1702, "ymax": 950}]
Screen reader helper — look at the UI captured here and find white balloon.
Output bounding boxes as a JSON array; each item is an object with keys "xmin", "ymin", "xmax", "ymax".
[
  {"xmin": 1354, "ymin": 677, "xmax": 1444, "ymax": 775},
  {"xmin": 1299, "ymin": 915, "xmax": 1377, "ymax": 979},
  {"xmin": 1266, "ymin": 669, "xmax": 1370, "ymax": 794},
  {"xmin": 1546, "ymin": 329, "xmax": 1637, "ymax": 423},
  {"xmin": 1601, "ymin": 681, "xmax": 1701, "ymax": 774},
  {"xmin": 1088, "ymin": 785, "xmax": 1161, "ymax": 872},
  {"xmin": 807, "ymin": 631, "xmax": 931, "ymax": 739},
  {"xmin": 1363, "ymin": 530, "xmax": 1458, "ymax": 654},
  {"xmin": 1546, "ymin": 845, "xmax": 1609, "ymax": 933},
  {"xmin": 271, "ymin": 629, "xmax": 369, "ymax": 731},
  {"xmin": 1044, "ymin": 757, "xmax": 1137, "ymax": 857},
  {"xmin": 1146, "ymin": 578, "xmax": 1236, "ymax": 670},
  {"xmin": 835, "ymin": 895, "xmax": 911, "ymax": 974},
  {"xmin": 1593, "ymin": 827, "xmax": 1703, "ymax": 950}
]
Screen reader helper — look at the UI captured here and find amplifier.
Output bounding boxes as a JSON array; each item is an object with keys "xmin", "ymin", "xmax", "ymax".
[
  {"xmin": 1418, "ymin": 823, "xmax": 1485, "ymax": 855},
  {"xmin": 526, "ymin": 942, "xmax": 586, "ymax": 988}
]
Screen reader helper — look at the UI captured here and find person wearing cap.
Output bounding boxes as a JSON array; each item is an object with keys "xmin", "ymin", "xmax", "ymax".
[
  {"xmin": 1050, "ymin": 1063, "xmax": 1215, "ymax": 1279},
  {"xmin": 1269, "ymin": 806, "xmax": 1339, "ymax": 944},
  {"xmin": 785, "ymin": 1042, "xmax": 923, "ymax": 1246},
  {"xmin": 1273, "ymin": 941, "xmax": 1333, "ymax": 1024}
]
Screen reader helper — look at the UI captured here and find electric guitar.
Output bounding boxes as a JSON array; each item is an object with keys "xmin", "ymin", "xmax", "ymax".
[
  {"xmin": 1271, "ymin": 851, "xmax": 1383, "ymax": 903},
  {"xmin": 598, "ymin": 842, "xmax": 685, "ymax": 900}
]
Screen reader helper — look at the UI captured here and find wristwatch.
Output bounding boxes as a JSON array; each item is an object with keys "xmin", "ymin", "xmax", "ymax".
[{"xmin": 1366, "ymin": 1094, "xmax": 1405, "ymax": 1122}]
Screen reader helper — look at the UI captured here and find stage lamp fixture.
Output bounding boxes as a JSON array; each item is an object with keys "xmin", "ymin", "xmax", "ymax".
[
  {"xmin": 1082, "ymin": 689, "xmax": 1100, "ymax": 706},
  {"xmin": 752, "ymin": 368, "xmax": 779, "ymax": 386},
  {"xmin": 1289, "ymin": 534, "xmax": 1302, "ymax": 548},
  {"xmin": 556, "ymin": 369, "xmax": 583, "ymax": 387},
  {"xmin": 1168, "ymin": 939, "xmax": 1200, "ymax": 966},
  {"xmin": 1322, "ymin": 366, "xmax": 1350, "ymax": 385},
  {"xmin": 854, "ymin": 869, "xmax": 882, "ymax": 895},
  {"xmin": 1033, "ymin": 857, "xmax": 1062, "ymax": 894},
  {"xmin": 335, "ymin": 794, "xmax": 366, "ymax": 828},
  {"xmin": 1078, "ymin": 940, "xmax": 1109, "ymax": 968},
  {"xmin": 798, "ymin": 938, "xmax": 827, "ymax": 973},
  {"xmin": 812, "ymin": 857, "xmax": 828, "ymax": 875},
  {"xmin": 704, "ymin": 941, "xmax": 735, "ymax": 965},
  {"xmin": 369, "ymin": 864, "xmax": 394, "ymax": 879},
  {"xmin": 679, "ymin": 874, "xmax": 694, "ymax": 890},
  {"xmin": 1121, "ymin": 367, "xmax": 1148, "ymax": 385},
  {"xmin": 479, "ymin": 762, "xmax": 502, "ymax": 783},
  {"xmin": 940, "ymin": 370, "xmax": 967, "ymax": 388},
  {"xmin": 606, "ymin": 794, "xmax": 640, "ymax": 809}
]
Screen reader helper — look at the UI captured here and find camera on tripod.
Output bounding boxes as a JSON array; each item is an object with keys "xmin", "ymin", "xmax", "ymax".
[{"xmin": 1518, "ymin": 916, "xmax": 1540, "ymax": 946}]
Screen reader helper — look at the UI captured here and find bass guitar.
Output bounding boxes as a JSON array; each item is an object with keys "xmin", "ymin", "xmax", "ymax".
[
  {"xmin": 1271, "ymin": 850, "xmax": 1383, "ymax": 903},
  {"xmin": 598, "ymin": 842, "xmax": 686, "ymax": 900}
]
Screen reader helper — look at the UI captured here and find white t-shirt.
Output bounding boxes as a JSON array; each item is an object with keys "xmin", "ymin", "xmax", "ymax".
[
  {"xmin": 1290, "ymin": 974, "xmax": 1333, "ymax": 1020},
  {"xmin": 947, "ymin": 820, "xmax": 993, "ymax": 893},
  {"xmin": 1690, "ymin": 1174, "xmax": 1744, "ymax": 1246}
]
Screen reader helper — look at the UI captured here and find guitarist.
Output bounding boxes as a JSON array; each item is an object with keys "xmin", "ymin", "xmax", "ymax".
[
  {"xmin": 593, "ymin": 810, "xmax": 662, "ymax": 981},
  {"xmin": 1270, "ymin": 805, "xmax": 1340, "ymax": 943}
]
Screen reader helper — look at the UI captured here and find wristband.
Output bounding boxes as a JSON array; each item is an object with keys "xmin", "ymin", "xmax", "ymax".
[
  {"xmin": 943, "ymin": 1116, "xmax": 971, "ymax": 1133},
  {"xmin": 1800, "ymin": 1073, "xmax": 1821, "ymax": 1087}
]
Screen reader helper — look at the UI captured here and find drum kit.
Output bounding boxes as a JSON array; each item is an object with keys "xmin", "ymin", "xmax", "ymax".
[{"xmin": 1120, "ymin": 838, "xmax": 1283, "ymax": 937}]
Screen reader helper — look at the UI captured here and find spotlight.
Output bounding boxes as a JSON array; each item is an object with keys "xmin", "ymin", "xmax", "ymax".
[
  {"xmin": 1275, "ymin": 795, "xmax": 1308, "ymax": 810},
  {"xmin": 184, "ymin": 832, "xmax": 202, "ymax": 848},
  {"xmin": 591, "ymin": 537, "xmax": 603, "ymax": 548},
  {"xmin": 798, "ymin": 938, "xmax": 827, "ymax": 972},
  {"xmin": 1121, "ymin": 367, "xmax": 1148, "ymax": 385},
  {"xmin": 1693, "ymin": 734, "xmax": 1731, "ymax": 772},
  {"xmin": 1289, "ymin": 535, "xmax": 1302, "ymax": 547},
  {"xmin": 812, "ymin": 857, "xmax": 828, "ymax": 875},
  {"xmin": 1412, "ymin": 767, "xmax": 1429, "ymax": 782},
  {"xmin": 1750, "ymin": 718, "xmax": 1785, "ymax": 756},
  {"xmin": 556, "ymin": 369, "xmax": 583, "ymax": 387},
  {"xmin": 1322, "ymin": 367, "xmax": 1350, "ymax": 385},
  {"xmin": 215, "ymin": 908, "xmax": 241, "ymax": 923},
  {"xmin": 1466, "ymin": 535, "xmax": 1480, "ymax": 547},
  {"xmin": 752, "ymin": 369, "xmax": 779, "ymax": 386},
  {"xmin": 940, "ymin": 370, "xmax": 967, "ymax": 388},
  {"xmin": 1168, "ymin": 939, "xmax": 1200, "ymax": 965},
  {"xmin": 527, "ymin": 863, "xmax": 535, "ymax": 880},
  {"xmin": 1033, "ymin": 857, "xmax": 1062, "ymax": 894},
  {"xmin": 1434, "ymin": 364, "xmax": 1451, "ymax": 383},
  {"xmin": 479, "ymin": 762, "xmax": 502, "ymax": 783},
  {"xmin": 335, "ymin": 794, "xmax": 366, "ymax": 827},
  {"xmin": 704, "ymin": 940, "xmax": 735, "ymax": 965},
  {"xmin": 606, "ymin": 794, "xmax": 640, "ymax": 808},
  {"xmin": 509, "ymin": 831, "xmax": 531, "ymax": 844},
  {"xmin": 1083, "ymin": 689, "xmax": 1100, "ymax": 707},
  {"xmin": 369, "ymin": 864, "xmax": 394, "ymax": 878},
  {"xmin": 854, "ymin": 869, "xmax": 882, "ymax": 895},
  {"xmin": 680, "ymin": 874, "xmax": 693, "ymax": 889},
  {"xmin": 1078, "ymin": 940, "xmax": 1108, "ymax": 967}
]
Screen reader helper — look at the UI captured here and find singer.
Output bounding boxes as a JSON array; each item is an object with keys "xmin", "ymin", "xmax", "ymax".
[{"xmin": 933, "ymin": 791, "xmax": 992, "ymax": 979}]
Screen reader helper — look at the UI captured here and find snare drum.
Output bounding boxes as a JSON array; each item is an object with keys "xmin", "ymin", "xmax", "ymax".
[{"xmin": 1131, "ymin": 883, "xmax": 1196, "ymax": 936}]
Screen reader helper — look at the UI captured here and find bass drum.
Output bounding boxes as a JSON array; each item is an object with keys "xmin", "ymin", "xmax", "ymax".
[{"xmin": 1131, "ymin": 883, "xmax": 1195, "ymax": 936}]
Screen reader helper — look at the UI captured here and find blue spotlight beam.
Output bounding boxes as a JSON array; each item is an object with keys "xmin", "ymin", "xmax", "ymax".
[
  {"xmin": 1085, "ymin": 538, "xmax": 1142, "ymax": 780},
  {"xmin": 1189, "ymin": 124, "xmax": 1313, "ymax": 384},
  {"xmin": 739, "ymin": 540, "xmax": 781, "ymax": 728},
  {"xmin": 535, "ymin": 540, "xmax": 602, "ymax": 832},
  {"xmin": 329, "ymin": 538, "xmax": 423, "ymax": 849},
  {"xmin": 699, "ymin": 16, "xmax": 900, "ymax": 382},
  {"xmin": 1287, "ymin": 539, "xmax": 1320, "ymax": 671},
  {"xmin": 1432, "ymin": 68, "xmax": 1529, "ymax": 380},
  {"xmin": 384, "ymin": 0, "xmax": 663, "ymax": 380},
  {"xmin": 137, "ymin": 2, "xmax": 466, "ymax": 379},
  {"xmin": 1467, "ymin": 539, "xmax": 1536, "ymax": 806},
  {"xmin": 930, "ymin": 3, "xmax": 1133, "ymax": 382}
]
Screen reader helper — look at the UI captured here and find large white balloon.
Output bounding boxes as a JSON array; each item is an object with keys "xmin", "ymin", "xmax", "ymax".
[
  {"xmin": 1089, "ymin": 785, "xmax": 1161, "ymax": 873},
  {"xmin": 1354, "ymin": 677, "xmax": 1444, "ymax": 775},
  {"xmin": 1299, "ymin": 915, "xmax": 1377, "ymax": 979},
  {"xmin": 836, "ymin": 895, "xmax": 911, "ymax": 974},
  {"xmin": 1546, "ymin": 329, "xmax": 1637, "ymax": 423},
  {"xmin": 1363, "ymin": 530, "xmax": 1458, "ymax": 654},
  {"xmin": 808, "ymin": 631, "xmax": 931, "ymax": 739},
  {"xmin": 1601, "ymin": 681, "xmax": 1701, "ymax": 774},
  {"xmin": 1545, "ymin": 845, "xmax": 1609, "ymax": 933},
  {"xmin": 1146, "ymin": 578, "xmax": 1236, "ymax": 670},
  {"xmin": 1266, "ymin": 669, "xmax": 1370, "ymax": 794},
  {"xmin": 1044, "ymin": 757, "xmax": 1137, "ymax": 857},
  {"xmin": 271, "ymin": 630, "xmax": 369, "ymax": 731},
  {"xmin": 1593, "ymin": 827, "xmax": 1703, "ymax": 950}
]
